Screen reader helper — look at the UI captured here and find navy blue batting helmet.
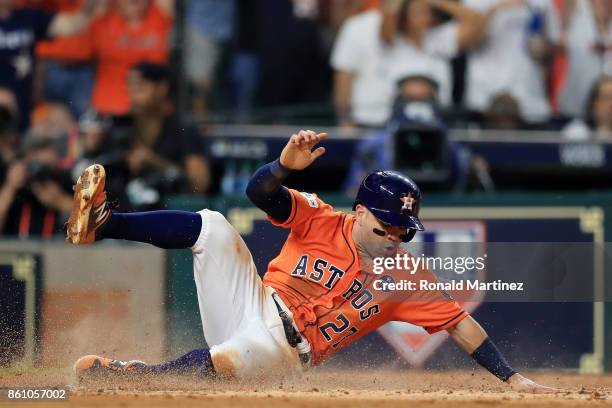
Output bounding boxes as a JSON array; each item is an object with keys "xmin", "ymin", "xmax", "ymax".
[{"xmin": 353, "ymin": 170, "xmax": 424, "ymax": 242}]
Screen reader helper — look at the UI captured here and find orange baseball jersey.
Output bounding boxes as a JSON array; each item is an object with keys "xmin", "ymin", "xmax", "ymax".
[{"xmin": 263, "ymin": 189, "xmax": 468, "ymax": 365}]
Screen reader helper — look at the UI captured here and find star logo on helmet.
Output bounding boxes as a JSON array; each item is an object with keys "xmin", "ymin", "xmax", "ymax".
[{"xmin": 400, "ymin": 193, "xmax": 414, "ymax": 213}]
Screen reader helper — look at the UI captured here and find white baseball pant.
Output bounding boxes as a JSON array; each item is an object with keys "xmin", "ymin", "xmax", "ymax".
[{"xmin": 191, "ymin": 209, "xmax": 303, "ymax": 379}]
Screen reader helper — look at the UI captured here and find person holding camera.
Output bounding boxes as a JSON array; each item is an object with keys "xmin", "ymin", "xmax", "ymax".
[
  {"xmin": 343, "ymin": 74, "xmax": 494, "ymax": 194},
  {"xmin": 0, "ymin": 135, "xmax": 74, "ymax": 238},
  {"xmin": 0, "ymin": 88, "xmax": 78, "ymax": 238}
]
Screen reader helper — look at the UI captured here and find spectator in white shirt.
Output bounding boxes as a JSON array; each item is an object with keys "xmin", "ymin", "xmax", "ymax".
[
  {"xmin": 331, "ymin": 0, "xmax": 486, "ymax": 129},
  {"xmin": 559, "ymin": 0, "xmax": 612, "ymax": 118},
  {"xmin": 462, "ymin": 0, "xmax": 561, "ymax": 124}
]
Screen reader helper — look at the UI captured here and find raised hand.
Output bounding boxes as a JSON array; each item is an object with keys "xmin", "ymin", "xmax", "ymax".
[{"xmin": 280, "ymin": 130, "xmax": 328, "ymax": 171}]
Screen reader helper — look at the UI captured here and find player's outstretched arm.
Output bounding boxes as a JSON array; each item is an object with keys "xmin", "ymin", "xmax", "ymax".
[
  {"xmin": 280, "ymin": 130, "xmax": 328, "ymax": 170},
  {"xmin": 447, "ymin": 316, "xmax": 558, "ymax": 393},
  {"xmin": 246, "ymin": 130, "xmax": 327, "ymax": 222}
]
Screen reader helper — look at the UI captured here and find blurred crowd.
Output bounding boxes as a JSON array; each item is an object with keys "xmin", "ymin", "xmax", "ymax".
[
  {"xmin": 1, "ymin": 0, "xmax": 612, "ymax": 238},
  {"xmin": 0, "ymin": 0, "xmax": 208, "ymax": 238},
  {"xmin": 332, "ymin": 0, "xmax": 612, "ymax": 135}
]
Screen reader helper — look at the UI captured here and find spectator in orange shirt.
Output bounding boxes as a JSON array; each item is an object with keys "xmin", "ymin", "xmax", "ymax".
[
  {"xmin": 90, "ymin": 0, "xmax": 174, "ymax": 115},
  {"xmin": 35, "ymin": 0, "xmax": 106, "ymax": 118}
]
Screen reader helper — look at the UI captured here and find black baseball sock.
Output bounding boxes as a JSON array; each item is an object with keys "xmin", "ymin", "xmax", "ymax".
[
  {"xmin": 99, "ymin": 211, "xmax": 202, "ymax": 249},
  {"xmin": 145, "ymin": 348, "xmax": 215, "ymax": 376}
]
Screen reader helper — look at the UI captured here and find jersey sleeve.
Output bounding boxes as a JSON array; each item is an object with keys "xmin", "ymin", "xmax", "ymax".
[
  {"xmin": 390, "ymin": 267, "xmax": 469, "ymax": 334},
  {"xmin": 393, "ymin": 298, "xmax": 468, "ymax": 334},
  {"xmin": 267, "ymin": 188, "xmax": 333, "ymax": 236}
]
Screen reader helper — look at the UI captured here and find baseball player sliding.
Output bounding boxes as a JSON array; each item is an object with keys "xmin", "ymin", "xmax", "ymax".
[{"xmin": 68, "ymin": 130, "xmax": 553, "ymax": 392}]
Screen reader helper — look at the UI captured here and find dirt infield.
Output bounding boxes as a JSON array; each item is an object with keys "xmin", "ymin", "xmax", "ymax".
[{"xmin": 0, "ymin": 369, "xmax": 610, "ymax": 407}]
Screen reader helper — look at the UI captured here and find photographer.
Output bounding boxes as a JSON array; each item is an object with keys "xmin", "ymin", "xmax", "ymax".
[
  {"xmin": 0, "ymin": 135, "xmax": 73, "ymax": 238},
  {"xmin": 344, "ymin": 74, "xmax": 493, "ymax": 193}
]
